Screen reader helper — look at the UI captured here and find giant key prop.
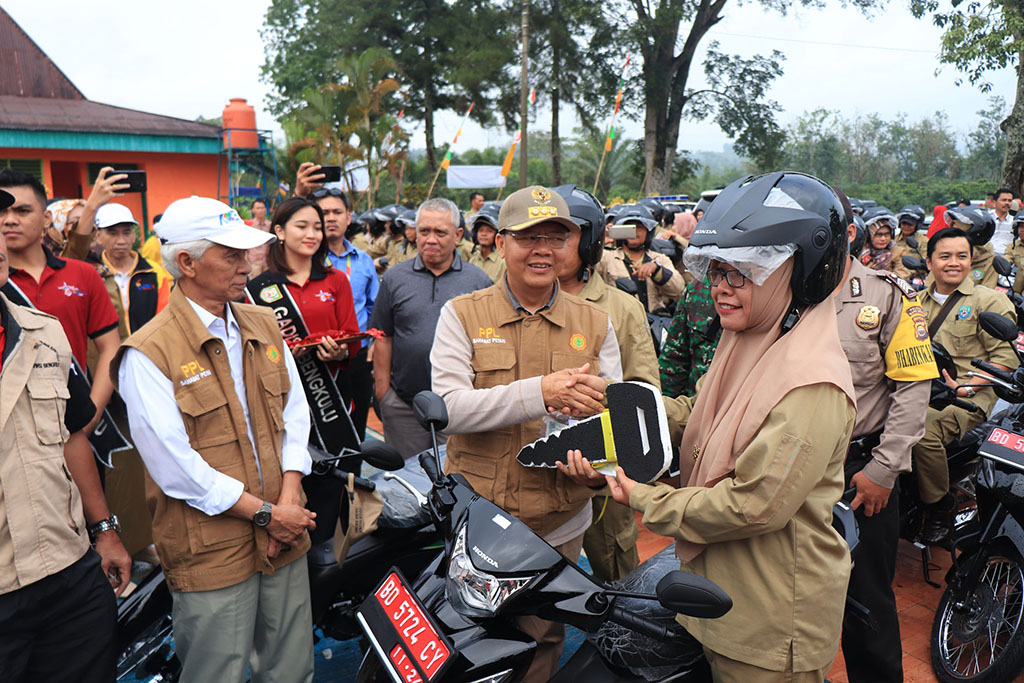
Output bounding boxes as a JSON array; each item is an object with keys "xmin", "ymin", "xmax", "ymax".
[{"xmin": 516, "ymin": 381, "xmax": 671, "ymax": 483}]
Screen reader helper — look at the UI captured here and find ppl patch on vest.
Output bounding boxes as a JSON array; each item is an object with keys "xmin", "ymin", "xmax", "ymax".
[
  {"xmin": 473, "ymin": 327, "xmax": 506, "ymax": 344},
  {"xmin": 179, "ymin": 360, "xmax": 212, "ymax": 386}
]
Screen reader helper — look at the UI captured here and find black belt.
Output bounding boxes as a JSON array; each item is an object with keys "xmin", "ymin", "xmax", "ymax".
[{"xmin": 847, "ymin": 430, "xmax": 883, "ymax": 461}]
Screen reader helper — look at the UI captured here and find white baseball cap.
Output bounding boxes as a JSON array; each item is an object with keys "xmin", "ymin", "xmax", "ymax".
[
  {"xmin": 95, "ymin": 203, "xmax": 138, "ymax": 229},
  {"xmin": 155, "ymin": 196, "xmax": 274, "ymax": 249}
]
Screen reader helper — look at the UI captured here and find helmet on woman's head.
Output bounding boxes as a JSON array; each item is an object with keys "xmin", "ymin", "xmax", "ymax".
[
  {"xmin": 946, "ymin": 206, "xmax": 995, "ymax": 247},
  {"xmin": 685, "ymin": 171, "xmax": 848, "ymax": 307},
  {"xmin": 553, "ymin": 184, "xmax": 605, "ymax": 276},
  {"xmin": 897, "ymin": 205, "xmax": 926, "ymax": 228},
  {"xmin": 470, "ymin": 205, "xmax": 500, "ymax": 244}
]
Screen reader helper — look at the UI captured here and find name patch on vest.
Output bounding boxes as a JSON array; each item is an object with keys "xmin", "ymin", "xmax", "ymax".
[
  {"xmin": 180, "ymin": 360, "xmax": 212, "ymax": 386},
  {"xmin": 473, "ymin": 327, "xmax": 506, "ymax": 344}
]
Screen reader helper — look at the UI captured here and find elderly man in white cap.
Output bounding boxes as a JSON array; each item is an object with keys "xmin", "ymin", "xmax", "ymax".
[{"xmin": 113, "ymin": 197, "xmax": 317, "ymax": 683}]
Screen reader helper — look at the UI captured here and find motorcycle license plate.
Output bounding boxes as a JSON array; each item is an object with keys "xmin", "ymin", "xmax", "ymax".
[
  {"xmin": 1016, "ymin": 332, "xmax": 1024, "ymax": 353},
  {"xmin": 980, "ymin": 427, "xmax": 1024, "ymax": 473},
  {"xmin": 356, "ymin": 569, "xmax": 452, "ymax": 683}
]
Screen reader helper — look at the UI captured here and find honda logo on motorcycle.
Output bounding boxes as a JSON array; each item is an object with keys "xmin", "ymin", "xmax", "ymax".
[{"xmin": 473, "ymin": 545, "xmax": 499, "ymax": 568}]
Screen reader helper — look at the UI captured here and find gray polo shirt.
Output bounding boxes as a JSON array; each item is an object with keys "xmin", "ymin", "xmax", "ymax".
[{"xmin": 371, "ymin": 252, "xmax": 492, "ymax": 403}]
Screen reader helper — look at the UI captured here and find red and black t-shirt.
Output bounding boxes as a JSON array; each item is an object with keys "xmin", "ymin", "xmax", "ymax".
[
  {"xmin": 283, "ymin": 267, "xmax": 362, "ymax": 363},
  {"xmin": 4, "ymin": 247, "xmax": 119, "ymax": 366}
]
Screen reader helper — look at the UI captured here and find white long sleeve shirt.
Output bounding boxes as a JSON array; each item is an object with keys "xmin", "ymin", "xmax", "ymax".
[{"xmin": 118, "ymin": 297, "xmax": 311, "ymax": 516}]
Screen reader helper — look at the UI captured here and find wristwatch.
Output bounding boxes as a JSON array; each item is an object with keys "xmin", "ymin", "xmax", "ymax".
[
  {"xmin": 253, "ymin": 501, "xmax": 273, "ymax": 528},
  {"xmin": 963, "ymin": 386, "xmax": 978, "ymax": 398},
  {"xmin": 87, "ymin": 514, "xmax": 121, "ymax": 542}
]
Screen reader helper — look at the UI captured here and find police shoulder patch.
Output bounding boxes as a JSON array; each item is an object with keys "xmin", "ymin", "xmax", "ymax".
[{"xmin": 882, "ymin": 272, "xmax": 918, "ymax": 300}]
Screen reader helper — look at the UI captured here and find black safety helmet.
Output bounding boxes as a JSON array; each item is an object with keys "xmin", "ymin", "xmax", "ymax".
[
  {"xmin": 848, "ymin": 198, "xmax": 866, "ymax": 216},
  {"xmin": 346, "ymin": 211, "xmax": 366, "ymax": 239},
  {"xmin": 1013, "ymin": 212, "xmax": 1024, "ymax": 243},
  {"xmin": 612, "ymin": 205, "xmax": 658, "ymax": 249},
  {"xmin": 605, "ymin": 204, "xmax": 628, "ymax": 226},
  {"xmin": 946, "ymin": 205, "xmax": 996, "ymax": 247},
  {"xmin": 553, "ymin": 184, "xmax": 606, "ymax": 278},
  {"xmin": 470, "ymin": 205, "xmax": 500, "ymax": 244},
  {"xmin": 689, "ymin": 171, "xmax": 848, "ymax": 307},
  {"xmin": 394, "ymin": 208, "xmax": 417, "ymax": 231},
  {"xmin": 897, "ymin": 205, "xmax": 926, "ymax": 228},
  {"xmin": 636, "ymin": 197, "xmax": 668, "ymax": 226}
]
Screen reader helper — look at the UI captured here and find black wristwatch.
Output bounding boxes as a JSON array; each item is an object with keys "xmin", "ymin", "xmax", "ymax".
[
  {"xmin": 253, "ymin": 501, "xmax": 273, "ymax": 528},
  {"xmin": 87, "ymin": 514, "xmax": 121, "ymax": 542}
]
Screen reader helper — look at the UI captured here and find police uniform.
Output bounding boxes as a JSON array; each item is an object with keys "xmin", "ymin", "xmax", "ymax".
[
  {"xmin": 915, "ymin": 277, "xmax": 1017, "ymax": 505},
  {"xmin": 835, "ymin": 259, "xmax": 936, "ymax": 683}
]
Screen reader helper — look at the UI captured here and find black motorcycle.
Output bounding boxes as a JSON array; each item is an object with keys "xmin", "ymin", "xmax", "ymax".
[
  {"xmin": 614, "ymin": 276, "xmax": 673, "ymax": 356},
  {"xmin": 930, "ymin": 311, "xmax": 1024, "ymax": 682},
  {"xmin": 355, "ymin": 391, "xmax": 733, "ymax": 683},
  {"xmin": 115, "ymin": 439, "xmax": 441, "ymax": 681}
]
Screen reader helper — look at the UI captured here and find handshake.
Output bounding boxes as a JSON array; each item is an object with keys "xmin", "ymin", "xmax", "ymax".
[{"xmin": 541, "ymin": 362, "xmax": 606, "ymax": 418}]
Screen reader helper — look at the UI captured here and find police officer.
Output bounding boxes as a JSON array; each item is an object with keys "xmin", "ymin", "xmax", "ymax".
[
  {"xmin": 553, "ymin": 184, "xmax": 657, "ymax": 582},
  {"xmin": 833, "ymin": 190, "xmax": 936, "ymax": 683},
  {"xmin": 915, "ymin": 226, "xmax": 1018, "ymax": 544}
]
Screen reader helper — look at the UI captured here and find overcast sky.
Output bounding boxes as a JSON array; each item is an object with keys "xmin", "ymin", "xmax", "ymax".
[{"xmin": 4, "ymin": 0, "xmax": 1016, "ymax": 157}]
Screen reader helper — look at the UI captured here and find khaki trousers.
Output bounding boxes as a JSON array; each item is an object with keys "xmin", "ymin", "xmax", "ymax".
[
  {"xmin": 171, "ymin": 556, "xmax": 313, "ymax": 683},
  {"xmin": 912, "ymin": 403, "xmax": 985, "ymax": 504},
  {"xmin": 704, "ymin": 647, "xmax": 829, "ymax": 683},
  {"xmin": 582, "ymin": 491, "xmax": 639, "ymax": 582},
  {"xmin": 379, "ymin": 388, "xmax": 446, "ymax": 459},
  {"xmin": 517, "ymin": 533, "xmax": 585, "ymax": 683}
]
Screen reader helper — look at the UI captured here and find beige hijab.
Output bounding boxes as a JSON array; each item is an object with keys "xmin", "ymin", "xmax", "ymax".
[{"xmin": 676, "ymin": 258, "xmax": 855, "ymax": 561}]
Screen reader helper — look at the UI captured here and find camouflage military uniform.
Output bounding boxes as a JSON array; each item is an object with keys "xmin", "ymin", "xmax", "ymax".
[{"xmin": 659, "ymin": 277, "xmax": 721, "ymax": 397}]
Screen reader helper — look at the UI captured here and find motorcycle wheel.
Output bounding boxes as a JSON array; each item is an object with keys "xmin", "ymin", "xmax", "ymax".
[{"xmin": 931, "ymin": 544, "xmax": 1024, "ymax": 682}]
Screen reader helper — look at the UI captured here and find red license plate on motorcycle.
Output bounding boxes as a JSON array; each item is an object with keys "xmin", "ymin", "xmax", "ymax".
[
  {"xmin": 357, "ymin": 569, "xmax": 452, "ymax": 682},
  {"xmin": 1016, "ymin": 332, "xmax": 1024, "ymax": 353},
  {"xmin": 980, "ymin": 427, "xmax": 1024, "ymax": 472}
]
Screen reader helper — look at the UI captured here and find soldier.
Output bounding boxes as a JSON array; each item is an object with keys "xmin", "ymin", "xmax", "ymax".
[
  {"xmin": 915, "ymin": 226, "xmax": 1018, "ymax": 544},
  {"xmin": 553, "ymin": 184, "xmax": 658, "ymax": 582},
  {"xmin": 659, "ymin": 277, "xmax": 721, "ymax": 397},
  {"xmin": 833, "ymin": 190, "xmax": 936, "ymax": 683}
]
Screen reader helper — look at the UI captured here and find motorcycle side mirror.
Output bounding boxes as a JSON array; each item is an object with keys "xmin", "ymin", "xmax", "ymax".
[
  {"xmin": 655, "ymin": 570, "xmax": 732, "ymax": 619},
  {"xmin": 902, "ymin": 254, "xmax": 926, "ymax": 271},
  {"xmin": 413, "ymin": 391, "xmax": 449, "ymax": 432},
  {"xmin": 994, "ymin": 254, "xmax": 1013, "ymax": 277},
  {"xmin": 615, "ymin": 277, "xmax": 638, "ymax": 295},
  {"xmin": 359, "ymin": 440, "xmax": 404, "ymax": 471},
  {"xmin": 905, "ymin": 235, "xmax": 919, "ymax": 250},
  {"xmin": 979, "ymin": 311, "xmax": 1018, "ymax": 342}
]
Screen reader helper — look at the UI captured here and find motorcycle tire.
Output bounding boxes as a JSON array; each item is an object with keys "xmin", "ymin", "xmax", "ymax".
[{"xmin": 931, "ymin": 542, "xmax": 1024, "ymax": 682}]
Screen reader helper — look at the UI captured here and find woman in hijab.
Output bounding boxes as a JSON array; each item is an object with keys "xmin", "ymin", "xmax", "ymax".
[
  {"xmin": 927, "ymin": 204, "xmax": 949, "ymax": 239},
  {"xmin": 562, "ymin": 172, "xmax": 857, "ymax": 682},
  {"xmin": 860, "ymin": 214, "xmax": 911, "ymax": 278}
]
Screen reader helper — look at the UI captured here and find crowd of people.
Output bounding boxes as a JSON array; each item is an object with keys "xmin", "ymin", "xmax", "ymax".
[{"xmin": 1, "ymin": 159, "xmax": 1021, "ymax": 683}]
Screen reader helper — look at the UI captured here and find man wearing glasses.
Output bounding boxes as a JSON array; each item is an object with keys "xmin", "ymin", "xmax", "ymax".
[
  {"xmin": 430, "ymin": 186, "xmax": 622, "ymax": 682},
  {"xmin": 369, "ymin": 198, "xmax": 491, "ymax": 458}
]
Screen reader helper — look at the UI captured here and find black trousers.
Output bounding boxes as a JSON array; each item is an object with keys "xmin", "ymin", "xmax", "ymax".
[
  {"xmin": 337, "ymin": 344, "xmax": 372, "ymax": 441},
  {"xmin": 0, "ymin": 549, "xmax": 116, "ymax": 683},
  {"xmin": 842, "ymin": 453, "xmax": 904, "ymax": 683}
]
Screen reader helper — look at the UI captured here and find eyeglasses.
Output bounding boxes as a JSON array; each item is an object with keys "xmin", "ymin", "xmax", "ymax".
[
  {"xmin": 506, "ymin": 232, "xmax": 569, "ymax": 250},
  {"xmin": 707, "ymin": 268, "xmax": 748, "ymax": 288},
  {"xmin": 311, "ymin": 187, "xmax": 348, "ymax": 200}
]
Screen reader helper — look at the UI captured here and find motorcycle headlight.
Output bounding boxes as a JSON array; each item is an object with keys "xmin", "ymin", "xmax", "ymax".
[{"xmin": 446, "ymin": 525, "xmax": 532, "ymax": 617}]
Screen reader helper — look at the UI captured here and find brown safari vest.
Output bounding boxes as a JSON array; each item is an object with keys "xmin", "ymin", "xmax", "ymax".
[
  {"xmin": 0, "ymin": 295, "xmax": 89, "ymax": 594},
  {"xmin": 445, "ymin": 284, "xmax": 608, "ymax": 537},
  {"xmin": 112, "ymin": 287, "xmax": 309, "ymax": 592}
]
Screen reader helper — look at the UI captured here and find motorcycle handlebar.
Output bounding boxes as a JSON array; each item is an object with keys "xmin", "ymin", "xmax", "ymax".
[
  {"xmin": 419, "ymin": 451, "xmax": 441, "ymax": 483},
  {"xmin": 971, "ymin": 358, "xmax": 1016, "ymax": 386},
  {"xmin": 951, "ymin": 396, "xmax": 983, "ymax": 413},
  {"xmin": 609, "ymin": 604, "xmax": 670, "ymax": 642}
]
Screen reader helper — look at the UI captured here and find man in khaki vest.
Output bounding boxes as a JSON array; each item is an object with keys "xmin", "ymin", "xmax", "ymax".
[
  {"xmin": 113, "ymin": 197, "xmax": 318, "ymax": 683},
  {"xmin": 0, "ymin": 190, "xmax": 131, "ymax": 682},
  {"xmin": 431, "ymin": 185, "xmax": 622, "ymax": 682}
]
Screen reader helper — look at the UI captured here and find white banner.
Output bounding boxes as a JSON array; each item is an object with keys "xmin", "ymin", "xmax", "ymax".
[{"xmin": 446, "ymin": 165, "xmax": 506, "ymax": 189}]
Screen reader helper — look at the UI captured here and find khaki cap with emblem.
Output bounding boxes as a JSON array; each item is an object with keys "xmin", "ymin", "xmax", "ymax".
[{"xmin": 498, "ymin": 185, "xmax": 580, "ymax": 232}]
